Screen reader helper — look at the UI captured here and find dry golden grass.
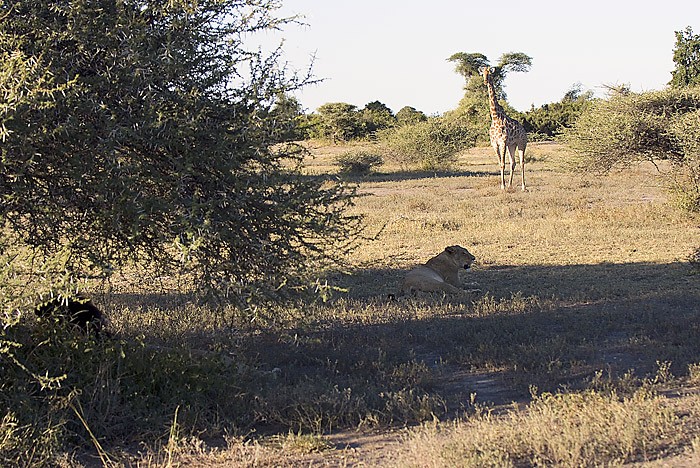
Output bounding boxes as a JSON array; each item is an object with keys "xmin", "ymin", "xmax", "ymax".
[
  {"xmin": 286, "ymin": 140, "xmax": 700, "ymax": 467},
  {"xmin": 393, "ymin": 390, "xmax": 700, "ymax": 468},
  {"xmin": 340, "ymin": 142, "xmax": 693, "ymax": 269},
  {"xmin": 79, "ymin": 140, "xmax": 700, "ymax": 468},
  {"xmin": 303, "ymin": 141, "xmax": 699, "ymax": 304}
]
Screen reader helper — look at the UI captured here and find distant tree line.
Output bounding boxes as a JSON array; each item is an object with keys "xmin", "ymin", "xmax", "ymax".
[
  {"xmin": 294, "ymin": 49, "xmax": 597, "ymax": 171},
  {"xmin": 522, "ymin": 84, "xmax": 595, "ymax": 140},
  {"xmin": 297, "ymin": 101, "xmax": 428, "ymax": 143},
  {"xmin": 296, "ymin": 50, "xmax": 593, "ymax": 147},
  {"xmin": 295, "ymin": 100, "xmax": 477, "ymax": 171},
  {"xmin": 295, "ymin": 27, "xmax": 700, "ymax": 186}
]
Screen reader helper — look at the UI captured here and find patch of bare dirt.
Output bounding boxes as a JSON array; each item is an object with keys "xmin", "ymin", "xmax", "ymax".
[
  {"xmin": 411, "ymin": 345, "xmax": 527, "ymax": 418},
  {"xmin": 156, "ymin": 430, "xmax": 406, "ymax": 468},
  {"xmin": 437, "ymin": 369, "xmax": 524, "ymax": 412},
  {"xmin": 357, "ymin": 186, "xmax": 480, "ymax": 197},
  {"xmin": 624, "ymin": 453, "xmax": 700, "ymax": 467}
]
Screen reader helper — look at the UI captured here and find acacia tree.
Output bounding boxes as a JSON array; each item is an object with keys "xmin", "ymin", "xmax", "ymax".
[
  {"xmin": 446, "ymin": 51, "xmax": 532, "ymax": 140},
  {"xmin": 0, "ymin": 0, "xmax": 358, "ymax": 312},
  {"xmin": 448, "ymin": 51, "xmax": 532, "ymax": 97}
]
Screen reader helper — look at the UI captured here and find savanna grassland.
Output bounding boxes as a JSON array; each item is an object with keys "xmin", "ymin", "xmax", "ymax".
[
  {"xmin": 6, "ymin": 4, "xmax": 700, "ymax": 468},
  {"xmin": 74, "ymin": 141, "xmax": 700, "ymax": 467}
]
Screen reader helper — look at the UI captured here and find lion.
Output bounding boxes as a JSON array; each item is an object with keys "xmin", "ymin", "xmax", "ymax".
[{"xmin": 397, "ymin": 245, "xmax": 479, "ymax": 297}]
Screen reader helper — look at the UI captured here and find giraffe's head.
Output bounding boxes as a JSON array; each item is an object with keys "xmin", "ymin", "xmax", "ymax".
[{"xmin": 479, "ymin": 67, "xmax": 492, "ymax": 85}]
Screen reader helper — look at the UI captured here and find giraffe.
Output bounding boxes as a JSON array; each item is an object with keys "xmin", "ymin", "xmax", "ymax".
[{"xmin": 480, "ymin": 67, "xmax": 527, "ymax": 191}]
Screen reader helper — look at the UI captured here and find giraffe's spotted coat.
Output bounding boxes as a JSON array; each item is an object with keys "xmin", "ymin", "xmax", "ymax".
[{"xmin": 481, "ymin": 67, "xmax": 527, "ymax": 191}]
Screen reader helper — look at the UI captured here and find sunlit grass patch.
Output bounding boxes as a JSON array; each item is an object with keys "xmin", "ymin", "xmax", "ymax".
[
  {"xmin": 267, "ymin": 430, "xmax": 335, "ymax": 454},
  {"xmin": 396, "ymin": 389, "xmax": 698, "ymax": 468}
]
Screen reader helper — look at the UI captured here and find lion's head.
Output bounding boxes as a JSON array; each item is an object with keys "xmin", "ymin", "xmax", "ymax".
[{"xmin": 444, "ymin": 245, "xmax": 475, "ymax": 270}]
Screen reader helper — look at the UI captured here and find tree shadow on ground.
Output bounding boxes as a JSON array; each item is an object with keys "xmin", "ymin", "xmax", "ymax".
[
  {"xmin": 98, "ymin": 260, "xmax": 700, "ymax": 429},
  {"xmin": 294, "ymin": 260, "xmax": 700, "ymax": 411},
  {"xmin": 326, "ymin": 259, "xmax": 695, "ymax": 304},
  {"xmin": 303, "ymin": 168, "xmax": 500, "ymax": 185}
]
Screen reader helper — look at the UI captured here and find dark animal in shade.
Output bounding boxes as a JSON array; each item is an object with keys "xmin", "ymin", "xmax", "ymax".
[{"xmin": 34, "ymin": 296, "xmax": 108, "ymax": 337}]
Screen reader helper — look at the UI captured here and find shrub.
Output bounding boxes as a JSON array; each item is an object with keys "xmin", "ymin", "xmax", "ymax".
[
  {"xmin": 334, "ymin": 149, "xmax": 384, "ymax": 175},
  {"xmin": 0, "ymin": 1, "xmax": 359, "ymax": 311},
  {"xmin": 564, "ymin": 86, "xmax": 700, "ymax": 211},
  {"xmin": 315, "ymin": 102, "xmax": 362, "ymax": 143},
  {"xmin": 381, "ymin": 117, "xmax": 476, "ymax": 171},
  {"xmin": 668, "ymin": 108, "xmax": 700, "ymax": 210},
  {"xmin": 564, "ymin": 87, "xmax": 700, "ymax": 170}
]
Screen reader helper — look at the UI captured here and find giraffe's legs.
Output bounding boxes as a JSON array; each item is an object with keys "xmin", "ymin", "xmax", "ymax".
[
  {"xmin": 493, "ymin": 143, "xmax": 506, "ymax": 189},
  {"xmin": 519, "ymin": 145, "xmax": 527, "ymax": 191},
  {"xmin": 500, "ymin": 155, "xmax": 507, "ymax": 190},
  {"xmin": 506, "ymin": 144, "xmax": 517, "ymax": 189},
  {"xmin": 503, "ymin": 143, "xmax": 528, "ymax": 191}
]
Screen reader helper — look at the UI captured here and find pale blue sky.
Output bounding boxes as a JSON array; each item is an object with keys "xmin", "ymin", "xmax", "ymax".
[{"xmin": 261, "ymin": 0, "xmax": 700, "ymax": 114}]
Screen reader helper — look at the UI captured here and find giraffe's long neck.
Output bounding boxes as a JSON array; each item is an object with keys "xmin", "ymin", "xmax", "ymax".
[{"xmin": 485, "ymin": 75, "xmax": 505, "ymax": 122}]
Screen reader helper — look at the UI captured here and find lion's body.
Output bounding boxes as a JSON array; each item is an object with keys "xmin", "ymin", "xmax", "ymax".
[{"xmin": 400, "ymin": 245, "xmax": 476, "ymax": 296}]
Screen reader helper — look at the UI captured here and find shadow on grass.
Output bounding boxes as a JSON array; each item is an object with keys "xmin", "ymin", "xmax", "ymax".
[
  {"xmin": 303, "ymin": 168, "xmax": 500, "ymax": 185},
  {"xmin": 101, "ymin": 260, "xmax": 700, "ymax": 431},
  {"xmin": 107, "ymin": 260, "xmax": 699, "ymax": 399},
  {"xmin": 283, "ymin": 260, "xmax": 700, "ymax": 407},
  {"xmin": 328, "ymin": 260, "xmax": 696, "ymax": 304}
]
